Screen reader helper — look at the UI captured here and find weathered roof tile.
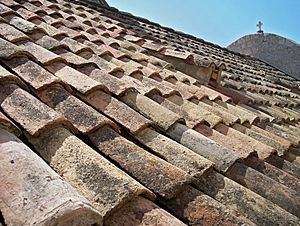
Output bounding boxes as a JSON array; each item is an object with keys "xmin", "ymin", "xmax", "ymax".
[
  {"xmin": 197, "ymin": 170, "xmax": 300, "ymax": 225},
  {"xmin": 0, "ymin": 128, "xmax": 102, "ymax": 226},
  {"xmin": 0, "ymin": 64, "xmax": 25, "ymax": 85},
  {"xmin": 0, "ymin": 22, "xmax": 29, "ymax": 43},
  {"xmin": 28, "ymin": 126, "xmax": 155, "ymax": 219},
  {"xmin": 121, "ymin": 91, "xmax": 184, "ymax": 131},
  {"xmin": 215, "ymin": 123, "xmax": 276, "ymax": 160},
  {"xmin": 267, "ymin": 155, "xmax": 300, "ymax": 180},
  {"xmin": 149, "ymin": 93, "xmax": 205, "ymax": 128},
  {"xmin": 88, "ymin": 69, "xmax": 132, "ymax": 95},
  {"xmin": 34, "ymin": 34, "xmax": 67, "ymax": 50},
  {"xmin": 215, "ymin": 100, "xmax": 259, "ymax": 124},
  {"xmin": 38, "ymin": 85, "xmax": 117, "ymax": 134},
  {"xmin": 46, "ymin": 62, "xmax": 106, "ymax": 94},
  {"xmin": 6, "ymin": 15, "xmax": 42, "ymax": 34},
  {"xmin": 226, "ymin": 161, "xmax": 300, "ymax": 218},
  {"xmin": 167, "ymin": 123, "xmax": 240, "ymax": 172},
  {"xmin": 167, "ymin": 95, "xmax": 223, "ymax": 128},
  {"xmin": 0, "ymin": 37, "xmax": 33, "ymax": 59},
  {"xmin": 245, "ymin": 156, "xmax": 300, "ymax": 192},
  {"xmin": 159, "ymin": 185, "xmax": 256, "ymax": 226},
  {"xmin": 16, "ymin": 7, "xmax": 41, "ymax": 21},
  {"xmin": 136, "ymin": 127, "xmax": 214, "ymax": 178},
  {"xmin": 233, "ymin": 123, "xmax": 291, "ymax": 156},
  {"xmin": 0, "ymin": 110, "xmax": 21, "ymax": 136},
  {"xmin": 0, "ymin": 3, "xmax": 14, "ymax": 16},
  {"xmin": 18, "ymin": 41, "xmax": 63, "ymax": 65},
  {"xmin": 198, "ymin": 99, "xmax": 241, "ymax": 125},
  {"xmin": 0, "ymin": 83, "xmax": 68, "ymax": 136},
  {"xmin": 195, "ymin": 124, "xmax": 257, "ymax": 159},
  {"xmin": 79, "ymin": 89, "xmax": 151, "ymax": 134},
  {"xmin": 4, "ymin": 56, "xmax": 60, "ymax": 90},
  {"xmin": 89, "ymin": 125, "xmax": 193, "ymax": 199},
  {"xmin": 106, "ymin": 197, "xmax": 187, "ymax": 226}
]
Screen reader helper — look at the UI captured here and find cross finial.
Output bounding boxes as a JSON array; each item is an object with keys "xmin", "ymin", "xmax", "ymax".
[{"xmin": 256, "ymin": 21, "xmax": 263, "ymax": 33}]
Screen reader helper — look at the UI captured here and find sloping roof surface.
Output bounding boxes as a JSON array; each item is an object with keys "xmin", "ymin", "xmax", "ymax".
[{"xmin": 0, "ymin": 0, "xmax": 299, "ymax": 225}]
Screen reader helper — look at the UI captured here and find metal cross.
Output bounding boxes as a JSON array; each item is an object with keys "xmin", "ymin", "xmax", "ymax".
[{"xmin": 256, "ymin": 21, "xmax": 263, "ymax": 32}]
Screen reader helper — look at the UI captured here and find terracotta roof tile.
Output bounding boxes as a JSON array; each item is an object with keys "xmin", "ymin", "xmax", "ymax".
[
  {"xmin": 132, "ymin": 74, "xmax": 179, "ymax": 97},
  {"xmin": 258, "ymin": 122, "xmax": 300, "ymax": 146},
  {"xmin": 0, "ymin": 83, "xmax": 69, "ymax": 136},
  {"xmin": 38, "ymin": 85, "xmax": 117, "ymax": 134},
  {"xmin": 163, "ymin": 80, "xmax": 197, "ymax": 100},
  {"xmin": 198, "ymin": 85, "xmax": 232, "ymax": 102},
  {"xmin": 98, "ymin": 44, "xmax": 128, "ymax": 59},
  {"xmin": 225, "ymin": 162, "xmax": 300, "ymax": 218},
  {"xmin": 245, "ymin": 156, "xmax": 300, "ymax": 192},
  {"xmin": 239, "ymin": 104, "xmax": 275, "ymax": 122},
  {"xmin": 55, "ymin": 49, "xmax": 98, "ymax": 69},
  {"xmin": 267, "ymin": 155, "xmax": 300, "ymax": 180},
  {"xmin": 195, "ymin": 124, "xmax": 257, "ymax": 159},
  {"xmin": 0, "ymin": 3, "xmax": 15, "ymax": 16},
  {"xmin": 34, "ymin": 33, "xmax": 67, "ymax": 50},
  {"xmin": 82, "ymin": 52, "xmax": 123, "ymax": 73},
  {"xmin": 45, "ymin": 62, "xmax": 107, "ymax": 94},
  {"xmin": 284, "ymin": 152, "xmax": 300, "ymax": 167},
  {"xmin": 16, "ymin": 7, "xmax": 41, "ymax": 21},
  {"xmin": 106, "ymin": 197, "xmax": 186, "ymax": 226},
  {"xmin": 0, "ymin": 110, "xmax": 21, "ymax": 136},
  {"xmin": 60, "ymin": 36, "xmax": 92, "ymax": 53},
  {"xmin": 34, "ymin": 20, "xmax": 67, "ymax": 37},
  {"xmin": 122, "ymin": 91, "xmax": 184, "ymax": 130},
  {"xmin": 89, "ymin": 125, "xmax": 193, "ymax": 199},
  {"xmin": 149, "ymin": 93, "xmax": 205, "ymax": 128},
  {"xmin": 214, "ymin": 86, "xmax": 253, "ymax": 104},
  {"xmin": 167, "ymin": 123, "xmax": 240, "ymax": 172},
  {"xmin": 117, "ymin": 75, "xmax": 161, "ymax": 95},
  {"xmin": 136, "ymin": 127, "xmax": 214, "ymax": 178},
  {"xmin": 5, "ymin": 15, "xmax": 43, "ymax": 34},
  {"xmin": 79, "ymin": 89, "xmax": 151, "ymax": 134},
  {"xmin": 214, "ymin": 123, "xmax": 276, "ymax": 160},
  {"xmin": 159, "ymin": 185, "xmax": 256, "ymax": 226},
  {"xmin": 0, "ymin": 128, "xmax": 102, "ymax": 226},
  {"xmin": 86, "ymin": 68, "xmax": 131, "ymax": 94},
  {"xmin": 0, "ymin": 0, "xmax": 17, "ymax": 8},
  {"xmin": 105, "ymin": 56, "xmax": 143, "ymax": 75},
  {"xmin": 173, "ymin": 71, "xmax": 198, "ymax": 85},
  {"xmin": 28, "ymin": 126, "xmax": 155, "ymax": 219},
  {"xmin": 142, "ymin": 40, "xmax": 166, "ymax": 52},
  {"xmin": 0, "ymin": 22, "xmax": 29, "ymax": 43},
  {"xmin": 4, "ymin": 56, "xmax": 60, "ymax": 90},
  {"xmin": 233, "ymin": 123, "xmax": 292, "ymax": 156},
  {"xmin": 215, "ymin": 100, "xmax": 259, "ymax": 124},
  {"xmin": 167, "ymin": 95, "xmax": 223, "ymax": 128},
  {"xmin": 281, "ymin": 107, "xmax": 300, "ymax": 120},
  {"xmin": 0, "ymin": 64, "xmax": 25, "ymax": 85},
  {"xmin": 197, "ymin": 170, "xmax": 300, "ymax": 225},
  {"xmin": 18, "ymin": 40, "xmax": 64, "ymax": 64},
  {"xmin": 198, "ymin": 99, "xmax": 241, "ymax": 125},
  {"xmin": 0, "ymin": 37, "xmax": 33, "ymax": 59}
]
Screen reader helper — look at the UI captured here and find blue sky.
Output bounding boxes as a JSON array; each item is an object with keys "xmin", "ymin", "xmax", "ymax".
[{"xmin": 106, "ymin": 0, "xmax": 300, "ymax": 47}]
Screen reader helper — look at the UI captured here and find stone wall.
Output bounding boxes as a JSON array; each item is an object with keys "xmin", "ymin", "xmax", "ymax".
[{"xmin": 228, "ymin": 33, "xmax": 300, "ymax": 80}]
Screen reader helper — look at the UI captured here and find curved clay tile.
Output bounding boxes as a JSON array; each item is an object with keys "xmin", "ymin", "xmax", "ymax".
[{"xmin": 0, "ymin": 128, "xmax": 102, "ymax": 226}]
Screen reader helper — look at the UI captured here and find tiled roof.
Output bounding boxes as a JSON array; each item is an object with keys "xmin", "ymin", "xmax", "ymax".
[{"xmin": 0, "ymin": 0, "xmax": 300, "ymax": 225}]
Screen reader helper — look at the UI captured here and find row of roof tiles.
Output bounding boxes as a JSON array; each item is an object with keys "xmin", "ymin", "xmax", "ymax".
[{"xmin": 0, "ymin": 0, "xmax": 299, "ymax": 225}]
